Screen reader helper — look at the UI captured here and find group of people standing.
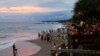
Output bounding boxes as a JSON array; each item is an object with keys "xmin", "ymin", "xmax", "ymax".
[
  {"xmin": 38, "ymin": 30, "xmax": 53, "ymax": 42},
  {"xmin": 57, "ymin": 28, "xmax": 67, "ymax": 40},
  {"xmin": 38, "ymin": 27, "xmax": 68, "ymax": 43},
  {"xmin": 67, "ymin": 21, "xmax": 100, "ymax": 38},
  {"xmin": 66, "ymin": 20, "xmax": 100, "ymax": 49}
]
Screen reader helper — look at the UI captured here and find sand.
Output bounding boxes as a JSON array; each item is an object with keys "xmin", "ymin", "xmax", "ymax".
[
  {"xmin": 29, "ymin": 38, "xmax": 65, "ymax": 56},
  {"xmin": 0, "ymin": 39, "xmax": 57, "ymax": 56},
  {"xmin": 0, "ymin": 31, "xmax": 65, "ymax": 56},
  {"xmin": 29, "ymin": 39, "xmax": 52, "ymax": 56},
  {"xmin": 0, "ymin": 40, "xmax": 41, "ymax": 56}
]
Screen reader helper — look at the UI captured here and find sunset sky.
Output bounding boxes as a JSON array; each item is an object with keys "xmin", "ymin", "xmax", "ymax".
[{"xmin": 0, "ymin": 0, "xmax": 78, "ymax": 13}]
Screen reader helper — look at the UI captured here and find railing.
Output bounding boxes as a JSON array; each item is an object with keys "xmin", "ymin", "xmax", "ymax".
[
  {"xmin": 51, "ymin": 40, "xmax": 100, "ymax": 56},
  {"xmin": 51, "ymin": 31, "xmax": 100, "ymax": 56},
  {"xmin": 51, "ymin": 49, "xmax": 100, "ymax": 56}
]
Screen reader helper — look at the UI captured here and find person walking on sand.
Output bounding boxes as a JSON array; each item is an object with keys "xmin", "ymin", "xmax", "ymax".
[{"xmin": 13, "ymin": 44, "xmax": 17, "ymax": 56}]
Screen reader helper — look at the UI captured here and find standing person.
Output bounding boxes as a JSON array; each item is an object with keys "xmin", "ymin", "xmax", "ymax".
[
  {"xmin": 13, "ymin": 44, "xmax": 17, "ymax": 56},
  {"xmin": 38, "ymin": 32, "xmax": 41, "ymax": 39},
  {"xmin": 46, "ymin": 32, "xmax": 50, "ymax": 42},
  {"xmin": 41, "ymin": 34, "xmax": 44, "ymax": 41}
]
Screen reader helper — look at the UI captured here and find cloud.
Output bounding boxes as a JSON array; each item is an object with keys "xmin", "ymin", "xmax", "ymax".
[
  {"xmin": 0, "ymin": 0, "xmax": 78, "ymax": 9},
  {"xmin": 37, "ymin": 0, "xmax": 78, "ymax": 9},
  {"xmin": 0, "ymin": 0, "xmax": 78, "ymax": 13},
  {"xmin": 0, "ymin": 0, "xmax": 44, "ymax": 7},
  {"xmin": 0, "ymin": 6, "xmax": 59, "ymax": 13}
]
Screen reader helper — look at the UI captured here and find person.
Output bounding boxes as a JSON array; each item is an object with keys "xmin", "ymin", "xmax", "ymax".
[
  {"xmin": 80, "ymin": 20, "xmax": 84, "ymax": 27},
  {"xmin": 40, "ymin": 34, "xmax": 43, "ymax": 40},
  {"xmin": 46, "ymin": 32, "xmax": 50, "ymax": 42},
  {"xmin": 38, "ymin": 33, "xmax": 40, "ymax": 38},
  {"xmin": 13, "ymin": 44, "xmax": 17, "ymax": 56},
  {"xmin": 53, "ymin": 43, "xmax": 56, "ymax": 48}
]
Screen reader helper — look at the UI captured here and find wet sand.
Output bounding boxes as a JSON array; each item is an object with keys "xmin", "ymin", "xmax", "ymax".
[
  {"xmin": 0, "ymin": 30, "xmax": 66, "ymax": 56},
  {"xmin": 0, "ymin": 40, "xmax": 41, "ymax": 56},
  {"xmin": 29, "ymin": 38, "xmax": 65, "ymax": 56},
  {"xmin": 0, "ymin": 36, "xmax": 65, "ymax": 56},
  {"xmin": 29, "ymin": 39, "xmax": 52, "ymax": 56},
  {"xmin": 0, "ymin": 46, "xmax": 13, "ymax": 56},
  {"xmin": 28, "ymin": 30, "xmax": 66, "ymax": 56}
]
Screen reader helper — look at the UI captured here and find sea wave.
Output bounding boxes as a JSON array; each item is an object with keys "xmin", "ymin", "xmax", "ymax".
[
  {"xmin": 0, "ymin": 40, "xmax": 15, "ymax": 51},
  {"xmin": 0, "ymin": 22, "xmax": 62, "ymax": 51}
]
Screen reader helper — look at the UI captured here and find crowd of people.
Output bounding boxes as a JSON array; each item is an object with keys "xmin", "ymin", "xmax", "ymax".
[
  {"xmin": 38, "ymin": 30, "xmax": 53, "ymax": 42},
  {"xmin": 38, "ymin": 28, "xmax": 68, "ymax": 43},
  {"xmin": 38, "ymin": 20, "xmax": 100, "ymax": 49},
  {"xmin": 66, "ymin": 20, "xmax": 100, "ymax": 49},
  {"xmin": 67, "ymin": 21, "xmax": 100, "ymax": 38}
]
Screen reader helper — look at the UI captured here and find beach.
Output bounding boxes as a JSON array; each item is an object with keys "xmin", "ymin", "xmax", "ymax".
[
  {"xmin": 0, "ymin": 37, "xmax": 64, "ymax": 56},
  {"xmin": 0, "ymin": 28, "xmax": 66, "ymax": 56},
  {"xmin": 0, "ymin": 22, "xmax": 63, "ymax": 56},
  {"xmin": 0, "ymin": 39, "xmax": 41, "ymax": 56},
  {"xmin": 29, "ymin": 39, "xmax": 52, "ymax": 56}
]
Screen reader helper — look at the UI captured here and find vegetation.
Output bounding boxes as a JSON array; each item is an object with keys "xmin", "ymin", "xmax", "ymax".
[{"xmin": 72, "ymin": 0, "xmax": 100, "ymax": 24}]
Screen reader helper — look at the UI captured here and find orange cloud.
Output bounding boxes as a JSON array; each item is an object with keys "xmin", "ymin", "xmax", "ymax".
[{"xmin": 0, "ymin": 6, "xmax": 54, "ymax": 13}]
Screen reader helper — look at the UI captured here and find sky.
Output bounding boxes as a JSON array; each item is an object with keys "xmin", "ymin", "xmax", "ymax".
[{"xmin": 0, "ymin": 0, "xmax": 78, "ymax": 13}]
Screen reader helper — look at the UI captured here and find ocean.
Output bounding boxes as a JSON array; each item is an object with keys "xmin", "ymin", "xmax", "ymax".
[{"xmin": 0, "ymin": 22, "xmax": 63, "ymax": 51}]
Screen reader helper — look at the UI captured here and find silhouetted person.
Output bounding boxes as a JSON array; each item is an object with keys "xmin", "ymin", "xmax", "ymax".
[
  {"xmin": 38, "ymin": 33, "xmax": 41, "ymax": 38},
  {"xmin": 41, "ymin": 34, "xmax": 43, "ymax": 40},
  {"xmin": 13, "ymin": 44, "xmax": 17, "ymax": 56},
  {"xmin": 46, "ymin": 33, "xmax": 50, "ymax": 42}
]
